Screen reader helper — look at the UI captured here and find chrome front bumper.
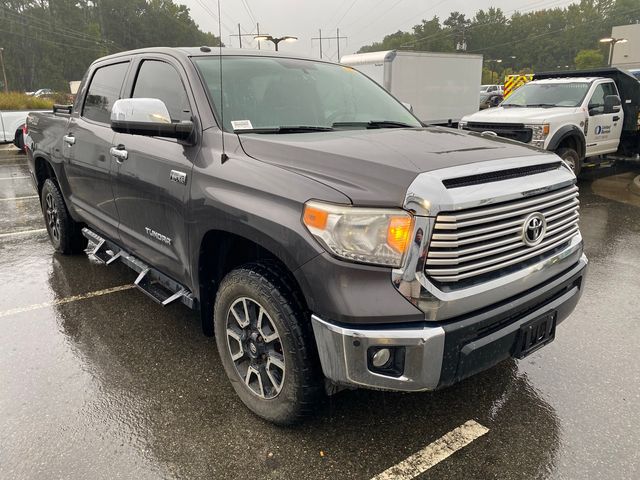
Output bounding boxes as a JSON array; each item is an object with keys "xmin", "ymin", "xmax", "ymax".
[{"xmin": 311, "ymin": 315, "xmax": 445, "ymax": 391}]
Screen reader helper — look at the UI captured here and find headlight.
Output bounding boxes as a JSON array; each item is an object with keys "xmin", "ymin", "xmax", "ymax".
[
  {"xmin": 302, "ymin": 201, "xmax": 414, "ymax": 267},
  {"xmin": 458, "ymin": 121, "xmax": 467, "ymax": 130},
  {"xmin": 526, "ymin": 123, "xmax": 550, "ymax": 142}
]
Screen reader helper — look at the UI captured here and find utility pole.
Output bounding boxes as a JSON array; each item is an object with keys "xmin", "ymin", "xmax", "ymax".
[
  {"xmin": 0, "ymin": 48, "xmax": 8, "ymax": 93},
  {"xmin": 231, "ymin": 23, "xmax": 263, "ymax": 49},
  {"xmin": 311, "ymin": 29, "xmax": 348, "ymax": 61}
]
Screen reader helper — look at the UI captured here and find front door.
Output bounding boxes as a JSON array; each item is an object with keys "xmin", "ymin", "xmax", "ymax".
[
  {"xmin": 65, "ymin": 61, "xmax": 129, "ymax": 239},
  {"xmin": 585, "ymin": 82, "xmax": 624, "ymax": 157},
  {"xmin": 111, "ymin": 58, "xmax": 197, "ymax": 284}
]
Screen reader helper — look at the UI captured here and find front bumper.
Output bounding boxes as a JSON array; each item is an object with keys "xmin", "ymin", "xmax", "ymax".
[{"xmin": 312, "ymin": 254, "xmax": 587, "ymax": 391}]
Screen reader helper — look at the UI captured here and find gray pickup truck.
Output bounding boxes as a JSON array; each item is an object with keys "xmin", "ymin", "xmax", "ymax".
[{"xmin": 26, "ymin": 47, "xmax": 587, "ymax": 424}]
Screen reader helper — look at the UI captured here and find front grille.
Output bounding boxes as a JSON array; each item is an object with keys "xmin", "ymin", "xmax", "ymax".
[
  {"xmin": 464, "ymin": 122, "xmax": 532, "ymax": 143},
  {"xmin": 425, "ymin": 184, "xmax": 580, "ymax": 284}
]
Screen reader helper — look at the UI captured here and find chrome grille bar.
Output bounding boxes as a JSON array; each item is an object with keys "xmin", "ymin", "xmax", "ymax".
[{"xmin": 426, "ymin": 184, "xmax": 581, "ymax": 283}]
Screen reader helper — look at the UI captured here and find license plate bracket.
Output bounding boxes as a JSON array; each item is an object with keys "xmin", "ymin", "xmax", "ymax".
[{"xmin": 513, "ymin": 312, "xmax": 557, "ymax": 359}]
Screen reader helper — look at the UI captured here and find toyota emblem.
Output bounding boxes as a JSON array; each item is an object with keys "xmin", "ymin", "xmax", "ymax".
[{"xmin": 522, "ymin": 212, "xmax": 546, "ymax": 247}]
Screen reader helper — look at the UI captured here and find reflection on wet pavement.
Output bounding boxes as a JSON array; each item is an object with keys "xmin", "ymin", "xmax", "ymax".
[{"xmin": 1, "ymin": 147, "xmax": 639, "ymax": 479}]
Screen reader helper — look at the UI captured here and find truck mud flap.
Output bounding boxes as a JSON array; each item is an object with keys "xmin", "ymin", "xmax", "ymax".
[{"xmin": 82, "ymin": 228, "xmax": 197, "ymax": 309}]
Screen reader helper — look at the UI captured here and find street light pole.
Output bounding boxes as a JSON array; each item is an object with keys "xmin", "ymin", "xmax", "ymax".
[
  {"xmin": 600, "ymin": 37, "xmax": 628, "ymax": 66},
  {"xmin": 0, "ymin": 48, "xmax": 8, "ymax": 93},
  {"xmin": 254, "ymin": 34, "xmax": 298, "ymax": 52}
]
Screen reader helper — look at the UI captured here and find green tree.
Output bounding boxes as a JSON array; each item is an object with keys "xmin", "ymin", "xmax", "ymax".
[{"xmin": 575, "ymin": 49, "xmax": 605, "ymax": 68}]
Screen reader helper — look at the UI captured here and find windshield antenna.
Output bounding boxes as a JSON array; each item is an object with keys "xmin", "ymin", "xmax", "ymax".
[{"xmin": 217, "ymin": 0, "xmax": 228, "ymax": 163}]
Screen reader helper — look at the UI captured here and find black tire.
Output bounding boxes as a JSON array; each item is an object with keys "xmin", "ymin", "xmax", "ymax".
[
  {"xmin": 14, "ymin": 128, "xmax": 25, "ymax": 153},
  {"xmin": 214, "ymin": 261, "xmax": 324, "ymax": 424},
  {"xmin": 40, "ymin": 178, "xmax": 87, "ymax": 254},
  {"xmin": 556, "ymin": 147, "xmax": 581, "ymax": 177}
]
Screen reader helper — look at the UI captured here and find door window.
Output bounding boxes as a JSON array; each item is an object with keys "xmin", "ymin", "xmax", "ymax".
[
  {"xmin": 588, "ymin": 82, "xmax": 617, "ymax": 115},
  {"xmin": 82, "ymin": 62, "xmax": 129, "ymax": 124},
  {"xmin": 132, "ymin": 60, "xmax": 191, "ymax": 122}
]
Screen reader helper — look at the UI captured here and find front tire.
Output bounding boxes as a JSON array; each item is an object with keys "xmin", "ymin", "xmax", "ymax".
[
  {"xmin": 214, "ymin": 262, "xmax": 323, "ymax": 424},
  {"xmin": 556, "ymin": 147, "xmax": 581, "ymax": 177},
  {"xmin": 14, "ymin": 128, "xmax": 25, "ymax": 153},
  {"xmin": 40, "ymin": 178, "xmax": 87, "ymax": 254}
]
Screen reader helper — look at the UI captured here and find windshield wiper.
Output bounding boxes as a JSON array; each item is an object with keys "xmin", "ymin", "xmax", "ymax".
[
  {"xmin": 525, "ymin": 103, "xmax": 557, "ymax": 108},
  {"xmin": 332, "ymin": 120, "xmax": 415, "ymax": 129},
  {"xmin": 234, "ymin": 125, "xmax": 334, "ymax": 134},
  {"xmin": 502, "ymin": 104, "xmax": 525, "ymax": 107}
]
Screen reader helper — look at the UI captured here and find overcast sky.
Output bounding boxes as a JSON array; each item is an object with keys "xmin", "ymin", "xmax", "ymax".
[{"xmin": 177, "ymin": 0, "xmax": 579, "ymax": 60}]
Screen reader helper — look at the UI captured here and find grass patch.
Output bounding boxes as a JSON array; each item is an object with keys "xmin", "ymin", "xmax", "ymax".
[{"xmin": 0, "ymin": 92, "xmax": 55, "ymax": 110}]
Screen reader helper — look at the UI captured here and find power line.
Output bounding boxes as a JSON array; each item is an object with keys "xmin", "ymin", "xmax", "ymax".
[{"xmin": 312, "ymin": 29, "xmax": 348, "ymax": 60}]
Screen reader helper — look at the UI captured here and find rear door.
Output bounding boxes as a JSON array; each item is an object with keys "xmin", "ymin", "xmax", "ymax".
[
  {"xmin": 585, "ymin": 81, "xmax": 623, "ymax": 157},
  {"xmin": 111, "ymin": 56, "xmax": 198, "ymax": 284},
  {"xmin": 65, "ymin": 61, "xmax": 129, "ymax": 239}
]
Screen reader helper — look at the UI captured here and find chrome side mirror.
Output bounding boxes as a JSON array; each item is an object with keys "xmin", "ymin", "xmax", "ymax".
[{"xmin": 110, "ymin": 98, "xmax": 194, "ymax": 143}]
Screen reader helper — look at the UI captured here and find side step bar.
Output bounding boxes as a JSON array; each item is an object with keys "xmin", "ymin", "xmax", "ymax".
[{"xmin": 82, "ymin": 228, "xmax": 197, "ymax": 309}]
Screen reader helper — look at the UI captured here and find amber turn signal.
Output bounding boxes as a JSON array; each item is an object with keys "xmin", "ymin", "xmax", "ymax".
[{"xmin": 387, "ymin": 216, "xmax": 413, "ymax": 254}]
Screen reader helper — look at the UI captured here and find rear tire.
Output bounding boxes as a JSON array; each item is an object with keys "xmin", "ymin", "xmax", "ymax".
[
  {"xmin": 214, "ymin": 261, "xmax": 324, "ymax": 424},
  {"xmin": 40, "ymin": 178, "xmax": 87, "ymax": 254},
  {"xmin": 14, "ymin": 128, "xmax": 25, "ymax": 153},
  {"xmin": 556, "ymin": 147, "xmax": 581, "ymax": 177}
]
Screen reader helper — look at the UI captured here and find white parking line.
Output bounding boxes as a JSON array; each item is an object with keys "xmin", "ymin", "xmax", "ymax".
[
  {"xmin": 0, "ymin": 284, "xmax": 136, "ymax": 318},
  {"xmin": 0, "ymin": 175, "xmax": 30, "ymax": 180},
  {"xmin": 0, "ymin": 228, "xmax": 47, "ymax": 238},
  {"xmin": 0, "ymin": 195, "xmax": 38, "ymax": 202},
  {"xmin": 370, "ymin": 420, "xmax": 489, "ymax": 480}
]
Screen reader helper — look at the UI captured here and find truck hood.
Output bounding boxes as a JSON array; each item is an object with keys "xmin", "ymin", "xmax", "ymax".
[
  {"xmin": 238, "ymin": 127, "xmax": 543, "ymax": 207},
  {"xmin": 462, "ymin": 106, "xmax": 579, "ymax": 124}
]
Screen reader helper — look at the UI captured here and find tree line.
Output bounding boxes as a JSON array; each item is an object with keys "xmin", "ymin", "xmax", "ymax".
[
  {"xmin": 0, "ymin": 0, "xmax": 222, "ymax": 92},
  {"xmin": 358, "ymin": 0, "xmax": 640, "ymax": 83}
]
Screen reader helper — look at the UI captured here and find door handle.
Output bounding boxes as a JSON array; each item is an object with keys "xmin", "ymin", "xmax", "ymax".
[
  {"xmin": 613, "ymin": 116, "xmax": 620, "ymax": 122},
  {"xmin": 110, "ymin": 145, "xmax": 128, "ymax": 162},
  {"xmin": 63, "ymin": 135, "xmax": 75, "ymax": 146}
]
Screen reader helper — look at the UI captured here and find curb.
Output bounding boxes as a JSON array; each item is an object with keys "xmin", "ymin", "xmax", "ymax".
[{"xmin": 631, "ymin": 175, "xmax": 640, "ymax": 197}]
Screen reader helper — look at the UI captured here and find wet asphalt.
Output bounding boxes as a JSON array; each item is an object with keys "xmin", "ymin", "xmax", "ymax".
[{"xmin": 0, "ymin": 144, "xmax": 638, "ymax": 480}]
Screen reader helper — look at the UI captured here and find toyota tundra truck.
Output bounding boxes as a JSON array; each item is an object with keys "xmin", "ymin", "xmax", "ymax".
[
  {"xmin": 460, "ymin": 67, "xmax": 640, "ymax": 176},
  {"xmin": 26, "ymin": 48, "xmax": 588, "ymax": 424}
]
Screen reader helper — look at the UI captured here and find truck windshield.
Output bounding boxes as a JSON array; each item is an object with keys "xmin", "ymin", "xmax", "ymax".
[
  {"xmin": 502, "ymin": 82, "xmax": 590, "ymax": 108},
  {"xmin": 193, "ymin": 56, "xmax": 421, "ymax": 132}
]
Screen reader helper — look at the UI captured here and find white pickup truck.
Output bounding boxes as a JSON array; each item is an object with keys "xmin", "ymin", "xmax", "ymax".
[
  {"xmin": 1, "ymin": 110, "xmax": 43, "ymax": 150},
  {"xmin": 460, "ymin": 68, "xmax": 640, "ymax": 175}
]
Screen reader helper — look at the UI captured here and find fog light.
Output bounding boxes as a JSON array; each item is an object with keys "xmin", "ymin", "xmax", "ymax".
[{"xmin": 371, "ymin": 348, "xmax": 391, "ymax": 368}]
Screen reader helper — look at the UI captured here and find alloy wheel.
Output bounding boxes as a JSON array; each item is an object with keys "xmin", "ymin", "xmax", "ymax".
[
  {"xmin": 225, "ymin": 297, "xmax": 285, "ymax": 399},
  {"xmin": 45, "ymin": 192, "xmax": 60, "ymax": 242}
]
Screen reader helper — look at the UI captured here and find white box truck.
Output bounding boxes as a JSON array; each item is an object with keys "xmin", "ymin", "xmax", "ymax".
[{"xmin": 341, "ymin": 50, "xmax": 482, "ymax": 125}]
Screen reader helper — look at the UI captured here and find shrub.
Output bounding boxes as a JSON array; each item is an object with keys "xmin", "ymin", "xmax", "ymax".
[{"xmin": 0, "ymin": 92, "xmax": 55, "ymax": 110}]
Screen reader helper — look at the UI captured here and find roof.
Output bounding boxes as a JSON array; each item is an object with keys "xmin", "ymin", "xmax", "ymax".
[
  {"xmin": 530, "ymin": 77, "xmax": 604, "ymax": 84},
  {"xmin": 340, "ymin": 49, "xmax": 482, "ymax": 65},
  {"xmin": 92, "ymin": 46, "xmax": 321, "ymax": 65}
]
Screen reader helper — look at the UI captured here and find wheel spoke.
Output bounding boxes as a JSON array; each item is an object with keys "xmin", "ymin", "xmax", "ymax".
[
  {"xmin": 266, "ymin": 354, "xmax": 285, "ymax": 394},
  {"xmin": 231, "ymin": 301, "xmax": 250, "ymax": 328},
  {"xmin": 245, "ymin": 365, "xmax": 265, "ymax": 398},
  {"xmin": 226, "ymin": 328, "xmax": 244, "ymax": 361},
  {"xmin": 257, "ymin": 307, "xmax": 279, "ymax": 343}
]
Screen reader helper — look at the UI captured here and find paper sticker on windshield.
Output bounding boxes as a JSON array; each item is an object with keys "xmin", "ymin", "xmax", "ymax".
[{"xmin": 231, "ymin": 120, "xmax": 253, "ymax": 130}]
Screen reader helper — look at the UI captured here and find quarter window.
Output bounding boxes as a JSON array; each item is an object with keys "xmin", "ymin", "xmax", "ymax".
[
  {"xmin": 82, "ymin": 62, "xmax": 129, "ymax": 124},
  {"xmin": 132, "ymin": 60, "xmax": 191, "ymax": 122}
]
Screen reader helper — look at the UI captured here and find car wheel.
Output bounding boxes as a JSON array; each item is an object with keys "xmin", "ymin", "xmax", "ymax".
[
  {"xmin": 214, "ymin": 261, "xmax": 324, "ymax": 424},
  {"xmin": 40, "ymin": 179, "xmax": 87, "ymax": 254},
  {"xmin": 556, "ymin": 147, "xmax": 581, "ymax": 177},
  {"xmin": 14, "ymin": 128, "xmax": 25, "ymax": 153}
]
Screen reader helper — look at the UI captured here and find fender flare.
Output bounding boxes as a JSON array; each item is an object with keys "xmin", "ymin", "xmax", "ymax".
[{"xmin": 547, "ymin": 125, "xmax": 586, "ymax": 160}]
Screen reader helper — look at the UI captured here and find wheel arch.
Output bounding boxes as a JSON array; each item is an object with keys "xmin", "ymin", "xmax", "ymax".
[
  {"xmin": 548, "ymin": 125, "xmax": 586, "ymax": 159},
  {"xmin": 196, "ymin": 228, "xmax": 311, "ymax": 336},
  {"xmin": 33, "ymin": 154, "xmax": 58, "ymax": 194}
]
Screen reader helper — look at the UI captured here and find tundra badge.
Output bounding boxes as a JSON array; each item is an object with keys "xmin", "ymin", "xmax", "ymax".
[
  {"xmin": 170, "ymin": 170, "xmax": 187, "ymax": 185},
  {"xmin": 145, "ymin": 227, "xmax": 172, "ymax": 245}
]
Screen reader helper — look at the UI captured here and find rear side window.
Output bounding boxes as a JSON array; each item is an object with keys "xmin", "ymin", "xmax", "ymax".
[
  {"xmin": 82, "ymin": 62, "xmax": 129, "ymax": 124},
  {"xmin": 132, "ymin": 60, "xmax": 191, "ymax": 122}
]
